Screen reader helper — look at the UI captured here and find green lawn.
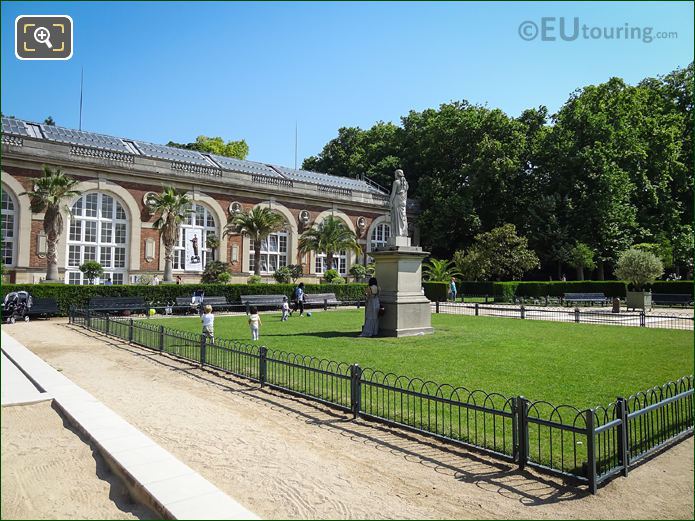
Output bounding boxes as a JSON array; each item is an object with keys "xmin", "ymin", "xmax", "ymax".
[{"xmin": 150, "ymin": 309, "xmax": 693, "ymax": 408}]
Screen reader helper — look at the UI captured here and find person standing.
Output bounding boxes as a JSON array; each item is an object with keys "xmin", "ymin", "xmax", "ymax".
[
  {"xmin": 360, "ymin": 277, "xmax": 380, "ymax": 337},
  {"xmin": 290, "ymin": 282, "xmax": 305, "ymax": 316},
  {"xmin": 248, "ymin": 306, "xmax": 262, "ymax": 340},
  {"xmin": 449, "ymin": 277, "xmax": 457, "ymax": 302},
  {"xmin": 281, "ymin": 296, "xmax": 290, "ymax": 321},
  {"xmin": 176, "ymin": 275, "xmax": 182, "ymax": 285},
  {"xmin": 201, "ymin": 305, "xmax": 215, "ymax": 343}
]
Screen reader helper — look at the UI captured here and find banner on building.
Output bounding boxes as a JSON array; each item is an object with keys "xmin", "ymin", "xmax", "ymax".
[{"xmin": 184, "ymin": 228, "xmax": 203, "ymax": 271}]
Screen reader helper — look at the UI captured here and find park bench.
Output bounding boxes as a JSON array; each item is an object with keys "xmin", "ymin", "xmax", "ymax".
[
  {"xmin": 304, "ymin": 293, "xmax": 340, "ymax": 309},
  {"xmin": 88, "ymin": 296, "xmax": 146, "ymax": 313},
  {"xmin": 652, "ymin": 293, "xmax": 693, "ymax": 307},
  {"xmin": 240, "ymin": 294, "xmax": 286, "ymax": 310},
  {"xmin": 173, "ymin": 296, "xmax": 229, "ymax": 314},
  {"xmin": 562, "ymin": 293, "xmax": 609, "ymax": 307},
  {"xmin": 28, "ymin": 297, "xmax": 59, "ymax": 318}
]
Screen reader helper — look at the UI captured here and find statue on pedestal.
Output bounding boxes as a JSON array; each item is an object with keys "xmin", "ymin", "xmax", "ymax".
[{"xmin": 389, "ymin": 169, "xmax": 408, "ymax": 237}]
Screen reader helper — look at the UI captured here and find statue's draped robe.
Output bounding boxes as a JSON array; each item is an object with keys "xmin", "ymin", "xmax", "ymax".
[{"xmin": 390, "ymin": 178, "xmax": 408, "ymax": 237}]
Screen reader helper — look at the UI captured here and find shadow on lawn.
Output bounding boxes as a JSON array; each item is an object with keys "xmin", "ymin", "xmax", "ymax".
[
  {"xmin": 67, "ymin": 323, "xmax": 589, "ymax": 508},
  {"xmin": 260, "ymin": 330, "xmax": 361, "ymax": 339}
]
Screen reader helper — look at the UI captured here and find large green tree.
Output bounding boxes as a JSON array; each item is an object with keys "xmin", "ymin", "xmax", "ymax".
[
  {"xmin": 149, "ymin": 187, "xmax": 193, "ymax": 282},
  {"xmin": 21, "ymin": 166, "xmax": 80, "ymax": 281},
  {"xmin": 168, "ymin": 135, "xmax": 249, "ymax": 160},
  {"xmin": 298, "ymin": 215, "xmax": 362, "ymax": 273},
  {"xmin": 225, "ymin": 207, "xmax": 286, "ymax": 276}
]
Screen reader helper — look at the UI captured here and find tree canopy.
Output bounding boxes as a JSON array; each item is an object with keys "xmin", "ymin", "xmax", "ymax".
[{"xmin": 168, "ymin": 135, "xmax": 249, "ymax": 160}]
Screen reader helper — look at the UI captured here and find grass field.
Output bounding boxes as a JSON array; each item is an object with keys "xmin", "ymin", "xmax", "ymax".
[{"xmin": 148, "ymin": 309, "xmax": 693, "ymax": 408}]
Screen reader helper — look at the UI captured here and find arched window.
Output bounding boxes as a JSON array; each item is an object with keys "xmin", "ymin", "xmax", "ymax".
[
  {"xmin": 173, "ymin": 203, "xmax": 217, "ymax": 271},
  {"xmin": 250, "ymin": 230, "xmax": 288, "ymax": 274},
  {"xmin": 66, "ymin": 192, "xmax": 128, "ymax": 284},
  {"xmin": 1, "ymin": 189, "xmax": 17, "ymax": 267},
  {"xmin": 315, "ymin": 251, "xmax": 347, "ymax": 275}
]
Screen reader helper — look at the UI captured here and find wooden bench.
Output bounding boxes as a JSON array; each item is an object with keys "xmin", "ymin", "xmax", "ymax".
[
  {"xmin": 240, "ymin": 294, "xmax": 286, "ymax": 310},
  {"xmin": 562, "ymin": 293, "xmax": 609, "ymax": 306},
  {"xmin": 28, "ymin": 297, "xmax": 59, "ymax": 318},
  {"xmin": 652, "ymin": 293, "xmax": 693, "ymax": 307},
  {"xmin": 304, "ymin": 293, "xmax": 340, "ymax": 309},
  {"xmin": 88, "ymin": 296, "xmax": 146, "ymax": 312}
]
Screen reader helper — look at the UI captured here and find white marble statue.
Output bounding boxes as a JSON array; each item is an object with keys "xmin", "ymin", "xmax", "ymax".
[{"xmin": 389, "ymin": 169, "xmax": 409, "ymax": 237}]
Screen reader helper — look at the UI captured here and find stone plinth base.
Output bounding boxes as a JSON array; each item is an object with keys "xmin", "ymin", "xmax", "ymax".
[{"xmin": 370, "ymin": 245, "xmax": 433, "ymax": 337}]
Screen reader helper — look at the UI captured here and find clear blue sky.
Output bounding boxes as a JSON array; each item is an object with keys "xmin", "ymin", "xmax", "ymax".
[{"xmin": 2, "ymin": 1, "xmax": 693, "ymax": 168}]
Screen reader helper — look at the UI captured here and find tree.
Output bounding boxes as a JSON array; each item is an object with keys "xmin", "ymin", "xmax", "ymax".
[
  {"xmin": 206, "ymin": 234, "xmax": 220, "ymax": 261},
  {"xmin": 149, "ymin": 187, "xmax": 193, "ymax": 282},
  {"xmin": 455, "ymin": 224, "xmax": 539, "ymax": 281},
  {"xmin": 21, "ymin": 166, "xmax": 80, "ymax": 281},
  {"xmin": 298, "ymin": 216, "xmax": 361, "ymax": 272},
  {"xmin": 672, "ymin": 225, "xmax": 694, "ymax": 278},
  {"xmin": 567, "ymin": 242, "xmax": 596, "ymax": 281},
  {"xmin": 422, "ymin": 258, "xmax": 459, "ymax": 282},
  {"xmin": 225, "ymin": 207, "xmax": 286, "ymax": 276},
  {"xmin": 349, "ymin": 263, "xmax": 368, "ymax": 282},
  {"xmin": 168, "ymin": 135, "xmax": 249, "ymax": 160},
  {"xmin": 79, "ymin": 261, "xmax": 103, "ymax": 284},
  {"xmin": 614, "ymin": 248, "xmax": 664, "ymax": 291},
  {"xmin": 273, "ymin": 264, "xmax": 304, "ymax": 284},
  {"xmin": 44, "ymin": 116, "xmax": 55, "ymax": 126}
]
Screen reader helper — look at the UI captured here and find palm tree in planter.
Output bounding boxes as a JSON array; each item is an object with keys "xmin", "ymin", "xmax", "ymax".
[
  {"xmin": 149, "ymin": 187, "xmax": 192, "ymax": 282},
  {"xmin": 22, "ymin": 166, "xmax": 80, "ymax": 281},
  {"xmin": 298, "ymin": 215, "xmax": 362, "ymax": 276},
  {"xmin": 225, "ymin": 207, "xmax": 286, "ymax": 277}
]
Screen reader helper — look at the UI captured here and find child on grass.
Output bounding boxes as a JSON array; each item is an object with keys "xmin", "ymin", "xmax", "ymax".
[
  {"xmin": 248, "ymin": 306, "xmax": 262, "ymax": 341},
  {"xmin": 202, "ymin": 305, "xmax": 214, "ymax": 343},
  {"xmin": 281, "ymin": 296, "xmax": 290, "ymax": 321}
]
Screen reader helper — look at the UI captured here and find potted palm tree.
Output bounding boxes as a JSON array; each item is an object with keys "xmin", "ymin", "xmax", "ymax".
[
  {"xmin": 148, "ymin": 187, "xmax": 192, "ymax": 282},
  {"xmin": 22, "ymin": 166, "xmax": 80, "ymax": 281},
  {"xmin": 298, "ymin": 215, "xmax": 361, "ymax": 279},
  {"xmin": 206, "ymin": 233, "xmax": 220, "ymax": 262},
  {"xmin": 224, "ymin": 207, "xmax": 286, "ymax": 277},
  {"xmin": 615, "ymin": 248, "xmax": 664, "ymax": 311}
]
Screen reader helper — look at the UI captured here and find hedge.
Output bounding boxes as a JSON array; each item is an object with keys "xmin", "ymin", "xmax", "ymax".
[
  {"xmin": 0, "ymin": 283, "xmax": 367, "ymax": 316},
  {"xmin": 422, "ymin": 282, "xmax": 448, "ymax": 302}
]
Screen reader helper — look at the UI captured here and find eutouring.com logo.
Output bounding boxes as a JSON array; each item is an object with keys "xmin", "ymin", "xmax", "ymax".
[{"xmin": 518, "ymin": 17, "xmax": 678, "ymax": 43}]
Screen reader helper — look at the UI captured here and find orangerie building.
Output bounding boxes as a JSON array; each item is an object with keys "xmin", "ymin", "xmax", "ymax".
[{"xmin": 1, "ymin": 116, "xmax": 420, "ymax": 284}]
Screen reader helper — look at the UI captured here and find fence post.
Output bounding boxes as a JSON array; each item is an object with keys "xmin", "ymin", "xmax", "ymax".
[
  {"xmin": 128, "ymin": 318, "xmax": 134, "ymax": 343},
  {"xmin": 259, "ymin": 346, "xmax": 267, "ymax": 386},
  {"xmin": 517, "ymin": 396, "xmax": 529, "ymax": 469},
  {"xmin": 200, "ymin": 335, "xmax": 206, "ymax": 367},
  {"xmin": 105, "ymin": 315, "xmax": 110, "ymax": 336},
  {"xmin": 585, "ymin": 409, "xmax": 598, "ymax": 494},
  {"xmin": 616, "ymin": 397, "xmax": 629, "ymax": 477},
  {"xmin": 639, "ymin": 311, "xmax": 646, "ymax": 327},
  {"xmin": 158, "ymin": 325, "xmax": 164, "ymax": 352},
  {"xmin": 520, "ymin": 305, "xmax": 526, "ymax": 320},
  {"xmin": 86, "ymin": 309, "xmax": 91, "ymax": 328},
  {"xmin": 475, "ymin": 303, "xmax": 479, "ymax": 316},
  {"xmin": 350, "ymin": 364, "xmax": 362, "ymax": 419},
  {"xmin": 436, "ymin": 300, "xmax": 440, "ymax": 314},
  {"xmin": 574, "ymin": 307, "xmax": 580, "ymax": 323}
]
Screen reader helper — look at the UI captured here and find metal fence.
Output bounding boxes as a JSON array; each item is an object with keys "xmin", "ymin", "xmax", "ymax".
[
  {"xmin": 433, "ymin": 301, "xmax": 694, "ymax": 330},
  {"xmin": 70, "ymin": 308, "xmax": 693, "ymax": 494}
]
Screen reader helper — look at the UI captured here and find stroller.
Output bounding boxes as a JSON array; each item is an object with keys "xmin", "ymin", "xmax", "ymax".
[
  {"xmin": 190, "ymin": 290, "xmax": 205, "ymax": 315},
  {"xmin": 3, "ymin": 291, "xmax": 33, "ymax": 324}
]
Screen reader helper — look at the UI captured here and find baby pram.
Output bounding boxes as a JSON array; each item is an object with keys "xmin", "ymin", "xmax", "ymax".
[
  {"xmin": 3, "ymin": 291, "xmax": 33, "ymax": 324},
  {"xmin": 190, "ymin": 289, "xmax": 205, "ymax": 315}
]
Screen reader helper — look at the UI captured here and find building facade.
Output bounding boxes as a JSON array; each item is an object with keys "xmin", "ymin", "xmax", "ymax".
[{"xmin": 1, "ymin": 117, "xmax": 418, "ymax": 284}]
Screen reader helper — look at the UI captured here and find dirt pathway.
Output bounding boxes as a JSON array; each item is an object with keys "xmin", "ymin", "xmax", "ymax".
[{"xmin": 6, "ymin": 319, "xmax": 693, "ymax": 519}]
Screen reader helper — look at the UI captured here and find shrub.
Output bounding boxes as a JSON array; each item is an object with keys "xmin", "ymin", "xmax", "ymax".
[
  {"xmin": 422, "ymin": 281, "xmax": 448, "ymax": 301},
  {"xmin": 247, "ymin": 275, "xmax": 263, "ymax": 284},
  {"xmin": 201, "ymin": 261, "xmax": 231, "ymax": 283},
  {"xmin": 217, "ymin": 272, "xmax": 231, "ymax": 284},
  {"xmin": 287, "ymin": 264, "xmax": 304, "ymax": 283},
  {"xmin": 349, "ymin": 264, "xmax": 367, "ymax": 282},
  {"xmin": 273, "ymin": 266, "xmax": 293, "ymax": 284},
  {"xmin": 422, "ymin": 258, "xmax": 459, "ymax": 282},
  {"xmin": 330, "ymin": 276, "xmax": 346, "ymax": 284},
  {"xmin": 323, "ymin": 269, "xmax": 342, "ymax": 283},
  {"xmin": 651, "ymin": 281, "xmax": 694, "ymax": 295},
  {"xmin": 79, "ymin": 261, "xmax": 103, "ymax": 284},
  {"xmin": 615, "ymin": 249, "xmax": 664, "ymax": 291}
]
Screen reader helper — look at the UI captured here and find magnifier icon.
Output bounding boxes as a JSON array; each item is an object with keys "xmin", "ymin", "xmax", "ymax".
[{"xmin": 33, "ymin": 26, "xmax": 53, "ymax": 49}]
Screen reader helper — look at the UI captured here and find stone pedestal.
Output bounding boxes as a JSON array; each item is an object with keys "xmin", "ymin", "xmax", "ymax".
[{"xmin": 370, "ymin": 238, "xmax": 433, "ymax": 337}]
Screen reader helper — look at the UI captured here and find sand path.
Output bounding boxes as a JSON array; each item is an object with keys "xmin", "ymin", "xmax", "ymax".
[
  {"xmin": 6, "ymin": 319, "xmax": 693, "ymax": 519},
  {"xmin": 1, "ymin": 401, "xmax": 155, "ymax": 520}
]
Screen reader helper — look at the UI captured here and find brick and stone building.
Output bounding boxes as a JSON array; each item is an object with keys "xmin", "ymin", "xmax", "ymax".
[{"xmin": 1, "ymin": 116, "xmax": 419, "ymax": 284}]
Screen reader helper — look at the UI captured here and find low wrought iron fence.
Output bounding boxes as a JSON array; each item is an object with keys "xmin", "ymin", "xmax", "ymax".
[
  {"xmin": 69, "ymin": 308, "xmax": 693, "ymax": 494},
  {"xmin": 433, "ymin": 301, "xmax": 694, "ymax": 330}
]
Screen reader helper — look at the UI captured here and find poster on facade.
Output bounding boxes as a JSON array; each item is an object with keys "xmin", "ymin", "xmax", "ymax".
[{"xmin": 184, "ymin": 228, "xmax": 203, "ymax": 271}]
